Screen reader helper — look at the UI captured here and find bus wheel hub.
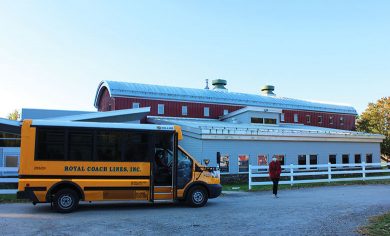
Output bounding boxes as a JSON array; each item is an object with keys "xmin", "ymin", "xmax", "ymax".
[
  {"xmin": 193, "ymin": 192, "xmax": 204, "ymax": 203},
  {"xmin": 60, "ymin": 195, "xmax": 73, "ymax": 208}
]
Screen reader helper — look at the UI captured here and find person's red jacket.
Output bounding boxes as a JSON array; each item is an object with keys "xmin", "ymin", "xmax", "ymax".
[{"xmin": 269, "ymin": 161, "xmax": 281, "ymax": 180}]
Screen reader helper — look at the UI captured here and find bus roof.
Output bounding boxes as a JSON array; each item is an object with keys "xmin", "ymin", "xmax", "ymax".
[{"xmin": 28, "ymin": 119, "xmax": 177, "ymax": 132}]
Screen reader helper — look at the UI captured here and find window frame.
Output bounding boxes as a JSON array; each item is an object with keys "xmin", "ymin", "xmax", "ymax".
[
  {"xmin": 158, "ymin": 104, "xmax": 165, "ymax": 115},
  {"xmin": 132, "ymin": 102, "xmax": 140, "ymax": 109},
  {"xmin": 297, "ymin": 154, "xmax": 306, "ymax": 169},
  {"xmin": 181, "ymin": 106, "xmax": 188, "ymax": 116},
  {"xmin": 329, "ymin": 154, "xmax": 337, "ymax": 168},
  {"xmin": 342, "ymin": 154, "xmax": 349, "ymax": 166},
  {"xmin": 219, "ymin": 154, "xmax": 230, "ymax": 173},
  {"xmin": 309, "ymin": 154, "xmax": 318, "ymax": 169},
  {"xmin": 306, "ymin": 115, "xmax": 311, "ymax": 124},
  {"xmin": 294, "ymin": 114, "xmax": 299, "ymax": 123},
  {"xmin": 257, "ymin": 154, "xmax": 268, "ymax": 166},
  {"xmin": 354, "ymin": 154, "xmax": 361, "ymax": 164},
  {"xmin": 238, "ymin": 154, "xmax": 249, "ymax": 173},
  {"xmin": 340, "ymin": 116, "xmax": 345, "ymax": 126},
  {"xmin": 318, "ymin": 116, "xmax": 323, "ymax": 124},
  {"xmin": 204, "ymin": 107, "xmax": 210, "ymax": 117},
  {"xmin": 366, "ymin": 153, "xmax": 373, "ymax": 163},
  {"xmin": 329, "ymin": 116, "xmax": 334, "ymax": 125}
]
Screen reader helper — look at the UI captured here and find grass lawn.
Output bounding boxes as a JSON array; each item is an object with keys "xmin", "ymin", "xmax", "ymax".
[
  {"xmin": 358, "ymin": 212, "xmax": 390, "ymax": 236},
  {"xmin": 0, "ymin": 194, "xmax": 28, "ymax": 203},
  {"xmin": 222, "ymin": 179, "xmax": 390, "ymax": 192}
]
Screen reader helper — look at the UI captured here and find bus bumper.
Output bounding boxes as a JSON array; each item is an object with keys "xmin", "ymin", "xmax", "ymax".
[
  {"xmin": 17, "ymin": 188, "xmax": 39, "ymax": 202},
  {"xmin": 208, "ymin": 184, "xmax": 222, "ymax": 198}
]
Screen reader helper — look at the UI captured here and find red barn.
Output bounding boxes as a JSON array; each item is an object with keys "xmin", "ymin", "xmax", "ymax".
[{"xmin": 94, "ymin": 80, "xmax": 357, "ymax": 131}]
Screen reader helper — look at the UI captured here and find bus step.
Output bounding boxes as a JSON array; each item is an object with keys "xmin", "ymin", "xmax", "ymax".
[
  {"xmin": 153, "ymin": 199, "xmax": 174, "ymax": 203},
  {"xmin": 154, "ymin": 192, "xmax": 173, "ymax": 200},
  {"xmin": 154, "ymin": 186, "xmax": 172, "ymax": 193}
]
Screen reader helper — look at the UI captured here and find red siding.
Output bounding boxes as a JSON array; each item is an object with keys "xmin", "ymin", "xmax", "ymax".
[
  {"xmin": 98, "ymin": 95, "xmax": 356, "ymax": 130},
  {"xmin": 97, "ymin": 88, "xmax": 116, "ymax": 112},
  {"xmin": 114, "ymin": 97, "xmax": 244, "ymax": 119},
  {"xmin": 282, "ymin": 110, "xmax": 356, "ymax": 130}
]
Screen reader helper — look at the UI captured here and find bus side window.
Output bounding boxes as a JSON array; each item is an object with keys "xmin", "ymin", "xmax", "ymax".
[
  {"xmin": 123, "ymin": 132, "xmax": 153, "ymax": 162},
  {"xmin": 68, "ymin": 131, "xmax": 93, "ymax": 161},
  {"xmin": 36, "ymin": 128, "xmax": 66, "ymax": 161},
  {"xmin": 96, "ymin": 131, "xmax": 122, "ymax": 162}
]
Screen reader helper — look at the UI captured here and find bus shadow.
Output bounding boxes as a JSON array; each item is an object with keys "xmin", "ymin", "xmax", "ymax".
[{"xmin": 31, "ymin": 201, "xmax": 218, "ymax": 213}]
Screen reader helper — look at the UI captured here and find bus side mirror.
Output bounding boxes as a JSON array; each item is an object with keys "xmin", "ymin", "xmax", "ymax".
[
  {"xmin": 216, "ymin": 152, "xmax": 221, "ymax": 165},
  {"xmin": 203, "ymin": 159, "xmax": 210, "ymax": 166}
]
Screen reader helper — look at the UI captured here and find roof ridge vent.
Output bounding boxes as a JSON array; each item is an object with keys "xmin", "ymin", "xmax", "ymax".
[
  {"xmin": 261, "ymin": 85, "xmax": 275, "ymax": 96},
  {"xmin": 212, "ymin": 79, "xmax": 228, "ymax": 92}
]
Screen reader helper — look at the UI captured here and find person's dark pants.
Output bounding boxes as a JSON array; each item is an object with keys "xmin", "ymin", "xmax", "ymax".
[{"xmin": 272, "ymin": 178, "xmax": 279, "ymax": 195}]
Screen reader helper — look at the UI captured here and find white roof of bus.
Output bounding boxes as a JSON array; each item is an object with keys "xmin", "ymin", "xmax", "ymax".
[{"xmin": 31, "ymin": 120, "xmax": 176, "ymax": 131}]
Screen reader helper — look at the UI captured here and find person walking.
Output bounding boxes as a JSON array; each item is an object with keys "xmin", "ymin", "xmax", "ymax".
[{"xmin": 269, "ymin": 156, "xmax": 282, "ymax": 198}]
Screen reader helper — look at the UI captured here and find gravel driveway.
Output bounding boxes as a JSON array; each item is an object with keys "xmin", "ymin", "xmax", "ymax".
[{"xmin": 1, "ymin": 185, "xmax": 390, "ymax": 236}]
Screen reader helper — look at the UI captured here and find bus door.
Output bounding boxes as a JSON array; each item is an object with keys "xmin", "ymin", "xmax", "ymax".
[{"xmin": 153, "ymin": 133, "xmax": 176, "ymax": 201}]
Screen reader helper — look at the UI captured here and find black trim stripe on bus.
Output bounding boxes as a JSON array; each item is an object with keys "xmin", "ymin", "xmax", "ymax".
[
  {"xmin": 84, "ymin": 187, "xmax": 149, "ymax": 191},
  {"xmin": 19, "ymin": 175, "xmax": 150, "ymax": 180},
  {"xmin": 25, "ymin": 187, "xmax": 47, "ymax": 191}
]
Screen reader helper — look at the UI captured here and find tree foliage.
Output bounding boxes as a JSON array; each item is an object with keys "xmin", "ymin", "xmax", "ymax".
[
  {"xmin": 7, "ymin": 109, "xmax": 20, "ymax": 121},
  {"xmin": 356, "ymin": 97, "xmax": 390, "ymax": 157}
]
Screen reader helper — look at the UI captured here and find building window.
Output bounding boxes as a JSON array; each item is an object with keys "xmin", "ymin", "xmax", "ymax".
[
  {"xmin": 366, "ymin": 154, "xmax": 373, "ymax": 163},
  {"xmin": 257, "ymin": 155, "xmax": 268, "ymax": 166},
  {"xmin": 251, "ymin": 117, "xmax": 264, "ymax": 124},
  {"xmin": 238, "ymin": 154, "xmax": 249, "ymax": 172},
  {"xmin": 204, "ymin": 107, "xmax": 210, "ymax": 117},
  {"xmin": 342, "ymin": 154, "xmax": 349, "ymax": 165},
  {"xmin": 310, "ymin": 155, "xmax": 317, "ymax": 169},
  {"xmin": 219, "ymin": 154, "xmax": 229, "ymax": 173},
  {"xmin": 318, "ymin": 116, "xmax": 323, "ymax": 124},
  {"xmin": 223, "ymin": 109, "xmax": 229, "ymax": 115},
  {"xmin": 158, "ymin": 104, "xmax": 164, "ymax": 115},
  {"xmin": 329, "ymin": 154, "xmax": 337, "ymax": 167},
  {"xmin": 294, "ymin": 114, "xmax": 299, "ymax": 123},
  {"xmin": 329, "ymin": 116, "xmax": 334, "ymax": 125},
  {"xmin": 182, "ymin": 106, "xmax": 188, "ymax": 116},
  {"xmin": 298, "ymin": 155, "xmax": 306, "ymax": 169},
  {"xmin": 354, "ymin": 154, "xmax": 361, "ymax": 164},
  {"xmin": 5, "ymin": 155, "xmax": 18, "ymax": 167},
  {"xmin": 132, "ymin": 103, "xmax": 140, "ymax": 109},
  {"xmin": 306, "ymin": 115, "xmax": 311, "ymax": 124},
  {"xmin": 281, "ymin": 113, "xmax": 285, "ymax": 122},
  {"xmin": 340, "ymin": 116, "xmax": 344, "ymax": 125},
  {"xmin": 264, "ymin": 118, "xmax": 277, "ymax": 124}
]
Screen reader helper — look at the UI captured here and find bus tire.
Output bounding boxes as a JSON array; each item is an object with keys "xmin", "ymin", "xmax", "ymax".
[
  {"xmin": 52, "ymin": 188, "xmax": 79, "ymax": 213},
  {"xmin": 186, "ymin": 186, "xmax": 208, "ymax": 207}
]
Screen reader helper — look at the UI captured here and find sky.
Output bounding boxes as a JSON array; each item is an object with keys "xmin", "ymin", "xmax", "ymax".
[{"xmin": 0, "ymin": 0, "xmax": 389, "ymax": 118}]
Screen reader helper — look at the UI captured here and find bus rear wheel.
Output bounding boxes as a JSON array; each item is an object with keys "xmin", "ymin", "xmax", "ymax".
[
  {"xmin": 52, "ymin": 188, "xmax": 79, "ymax": 213},
  {"xmin": 186, "ymin": 186, "xmax": 208, "ymax": 207}
]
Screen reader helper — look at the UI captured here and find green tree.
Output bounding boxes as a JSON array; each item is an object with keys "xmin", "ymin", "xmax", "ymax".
[
  {"xmin": 356, "ymin": 97, "xmax": 390, "ymax": 157},
  {"xmin": 7, "ymin": 109, "xmax": 20, "ymax": 121}
]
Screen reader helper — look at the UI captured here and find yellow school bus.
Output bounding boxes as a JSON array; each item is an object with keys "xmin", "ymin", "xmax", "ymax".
[{"xmin": 17, "ymin": 119, "xmax": 221, "ymax": 213}]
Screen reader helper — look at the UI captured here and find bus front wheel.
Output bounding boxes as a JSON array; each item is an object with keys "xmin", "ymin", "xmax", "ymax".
[
  {"xmin": 52, "ymin": 188, "xmax": 79, "ymax": 213},
  {"xmin": 186, "ymin": 186, "xmax": 208, "ymax": 207}
]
